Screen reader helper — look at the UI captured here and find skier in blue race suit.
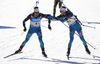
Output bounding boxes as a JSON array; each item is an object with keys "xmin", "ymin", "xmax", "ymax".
[
  {"xmin": 50, "ymin": 6, "xmax": 91, "ymax": 58},
  {"xmin": 15, "ymin": 6, "xmax": 51, "ymax": 57}
]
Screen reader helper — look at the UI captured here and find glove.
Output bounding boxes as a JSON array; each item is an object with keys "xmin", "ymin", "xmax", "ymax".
[
  {"xmin": 23, "ymin": 27, "xmax": 27, "ymax": 32},
  {"xmin": 48, "ymin": 25, "xmax": 52, "ymax": 30},
  {"xmin": 46, "ymin": 15, "xmax": 50, "ymax": 18}
]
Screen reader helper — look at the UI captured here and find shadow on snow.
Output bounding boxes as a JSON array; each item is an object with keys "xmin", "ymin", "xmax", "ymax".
[
  {"xmin": 82, "ymin": 21, "xmax": 100, "ymax": 24},
  {"xmin": 11, "ymin": 57, "xmax": 83, "ymax": 64},
  {"xmin": 9, "ymin": 56, "xmax": 99, "ymax": 64},
  {"xmin": 0, "ymin": 26, "xmax": 16, "ymax": 29}
]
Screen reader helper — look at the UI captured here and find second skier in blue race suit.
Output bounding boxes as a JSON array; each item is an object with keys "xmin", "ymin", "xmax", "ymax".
[
  {"xmin": 51, "ymin": 6, "xmax": 91, "ymax": 58},
  {"xmin": 15, "ymin": 6, "xmax": 51, "ymax": 57}
]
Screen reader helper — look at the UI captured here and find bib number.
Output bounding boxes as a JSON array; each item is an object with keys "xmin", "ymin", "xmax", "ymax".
[
  {"xmin": 67, "ymin": 16, "xmax": 77, "ymax": 25},
  {"xmin": 30, "ymin": 22, "xmax": 40, "ymax": 27}
]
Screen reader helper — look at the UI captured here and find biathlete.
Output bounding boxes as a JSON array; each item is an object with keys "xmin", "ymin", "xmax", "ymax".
[
  {"xmin": 51, "ymin": 6, "xmax": 91, "ymax": 59},
  {"xmin": 15, "ymin": 6, "xmax": 51, "ymax": 57},
  {"xmin": 53, "ymin": 0, "xmax": 63, "ymax": 16}
]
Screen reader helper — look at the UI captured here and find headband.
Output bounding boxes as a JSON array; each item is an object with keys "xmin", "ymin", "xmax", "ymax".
[
  {"xmin": 60, "ymin": 7, "xmax": 66, "ymax": 12},
  {"xmin": 34, "ymin": 8, "xmax": 39, "ymax": 12}
]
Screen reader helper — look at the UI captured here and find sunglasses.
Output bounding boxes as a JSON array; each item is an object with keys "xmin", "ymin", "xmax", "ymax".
[
  {"xmin": 34, "ymin": 12, "xmax": 39, "ymax": 14},
  {"xmin": 60, "ymin": 10, "xmax": 64, "ymax": 13}
]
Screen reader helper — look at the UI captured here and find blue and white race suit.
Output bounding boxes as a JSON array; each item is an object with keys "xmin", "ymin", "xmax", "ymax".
[
  {"xmin": 52, "ymin": 11, "xmax": 87, "ymax": 48},
  {"xmin": 21, "ymin": 12, "xmax": 50, "ymax": 48}
]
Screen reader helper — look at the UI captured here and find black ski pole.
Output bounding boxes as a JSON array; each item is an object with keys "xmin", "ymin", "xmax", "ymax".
[
  {"xmin": 74, "ymin": 15, "xmax": 96, "ymax": 29},
  {"xmin": 82, "ymin": 24, "xmax": 95, "ymax": 29}
]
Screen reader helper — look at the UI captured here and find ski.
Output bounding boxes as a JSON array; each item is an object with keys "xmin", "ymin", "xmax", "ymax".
[{"xmin": 4, "ymin": 52, "xmax": 23, "ymax": 59}]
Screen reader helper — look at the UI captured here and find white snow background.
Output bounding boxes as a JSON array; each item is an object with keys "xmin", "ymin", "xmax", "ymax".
[{"xmin": 0, "ymin": 0, "xmax": 100, "ymax": 64}]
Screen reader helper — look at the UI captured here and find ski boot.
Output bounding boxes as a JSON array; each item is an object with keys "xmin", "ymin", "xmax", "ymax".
[
  {"xmin": 41, "ymin": 48, "xmax": 47, "ymax": 58},
  {"xmin": 85, "ymin": 45, "xmax": 91, "ymax": 55},
  {"xmin": 42, "ymin": 51, "xmax": 47, "ymax": 58},
  {"xmin": 15, "ymin": 46, "xmax": 23, "ymax": 54},
  {"xmin": 67, "ymin": 48, "xmax": 71, "ymax": 60}
]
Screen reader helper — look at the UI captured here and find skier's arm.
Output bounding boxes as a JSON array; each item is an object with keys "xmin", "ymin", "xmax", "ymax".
[
  {"xmin": 74, "ymin": 15, "xmax": 82, "ymax": 25},
  {"xmin": 41, "ymin": 13, "xmax": 51, "ymax": 18},
  {"xmin": 41, "ymin": 13, "xmax": 52, "ymax": 30},
  {"xmin": 48, "ymin": 18, "xmax": 52, "ymax": 30},
  {"xmin": 48, "ymin": 15, "xmax": 67, "ymax": 23},
  {"xmin": 56, "ymin": 15, "xmax": 67, "ymax": 23},
  {"xmin": 23, "ymin": 15, "xmax": 31, "ymax": 31}
]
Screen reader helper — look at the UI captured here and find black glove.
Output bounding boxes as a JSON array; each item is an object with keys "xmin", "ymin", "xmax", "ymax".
[
  {"xmin": 48, "ymin": 25, "xmax": 52, "ymax": 30},
  {"xmin": 46, "ymin": 15, "xmax": 50, "ymax": 18},
  {"xmin": 23, "ymin": 27, "xmax": 27, "ymax": 32}
]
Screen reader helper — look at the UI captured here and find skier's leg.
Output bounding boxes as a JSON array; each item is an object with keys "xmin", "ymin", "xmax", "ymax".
[
  {"xmin": 37, "ymin": 30, "xmax": 47, "ymax": 57},
  {"xmin": 15, "ymin": 29, "xmax": 34, "ymax": 53},
  {"xmin": 37, "ymin": 31, "xmax": 44, "ymax": 48},
  {"xmin": 77, "ymin": 30, "xmax": 87, "ymax": 46},
  {"xmin": 67, "ymin": 30, "xmax": 75, "ymax": 56},
  {"xmin": 21, "ymin": 31, "xmax": 33, "ymax": 46},
  {"xmin": 53, "ymin": 1, "xmax": 58, "ymax": 16},
  {"xmin": 77, "ymin": 30, "xmax": 91, "ymax": 54},
  {"xmin": 59, "ymin": 1, "xmax": 62, "ymax": 8}
]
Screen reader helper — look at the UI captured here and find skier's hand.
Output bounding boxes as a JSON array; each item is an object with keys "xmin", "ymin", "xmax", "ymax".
[
  {"xmin": 48, "ymin": 25, "xmax": 52, "ymax": 30},
  {"xmin": 46, "ymin": 15, "xmax": 51, "ymax": 19},
  {"xmin": 23, "ymin": 27, "xmax": 27, "ymax": 32}
]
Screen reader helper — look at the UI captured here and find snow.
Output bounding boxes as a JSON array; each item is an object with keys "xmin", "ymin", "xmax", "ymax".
[{"xmin": 0, "ymin": 0, "xmax": 100, "ymax": 64}]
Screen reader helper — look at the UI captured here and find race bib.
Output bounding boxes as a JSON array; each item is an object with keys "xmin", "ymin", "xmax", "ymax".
[
  {"xmin": 30, "ymin": 21, "xmax": 40, "ymax": 27},
  {"xmin": 66, "ymin": 16, "xmax": 77, "ymax": 25}
]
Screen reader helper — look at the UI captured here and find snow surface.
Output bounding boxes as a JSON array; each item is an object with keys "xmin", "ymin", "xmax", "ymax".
[{"xmin": 0, "ymin": 0, "xmax": 100, "ymax": 64}]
